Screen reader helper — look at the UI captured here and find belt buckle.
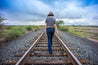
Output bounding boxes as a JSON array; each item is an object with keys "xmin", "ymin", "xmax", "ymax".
[{"xmin": 47, "ymin": 26, "xmax": 54, "ymax": 28}]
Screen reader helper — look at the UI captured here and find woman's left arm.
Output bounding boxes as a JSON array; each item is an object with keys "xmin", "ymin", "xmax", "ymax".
[
  {"xmin": 54, "ymin": 24, "xmax": 58, "ymax": 34},
  {"xmin": 45, "ymin": 23, "xmax": 47, "ymax": 33}
]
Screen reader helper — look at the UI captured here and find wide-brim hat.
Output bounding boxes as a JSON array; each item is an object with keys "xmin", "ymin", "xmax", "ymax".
[{"xmin": 48, "ymin": 11, "xmax": 54, "ymax": 16}]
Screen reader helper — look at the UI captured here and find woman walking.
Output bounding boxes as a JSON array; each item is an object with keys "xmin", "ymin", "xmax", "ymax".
[{"xmin": 45, "ymin": 11, "xmax": 58, "ymax": 54}]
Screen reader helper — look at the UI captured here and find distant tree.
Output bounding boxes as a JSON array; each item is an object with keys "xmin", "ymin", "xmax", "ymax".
[
  {"xmin": 56, "ymin": 20, "xmax": 64, "ymax": 28},
  {"xmin": 0, "ymin": 16, "xmax": 7, "ymax": 28}
]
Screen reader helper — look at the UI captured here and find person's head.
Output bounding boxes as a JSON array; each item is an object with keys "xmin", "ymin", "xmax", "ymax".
[{"xmin": 48, "ymin": 11, "xmax": 54, "ymax": 17}]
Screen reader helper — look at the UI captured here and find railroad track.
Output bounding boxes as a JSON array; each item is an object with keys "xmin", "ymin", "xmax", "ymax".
[{"xmin": 3, "ymin": 31, "xmax": 82, "ymax": 65}]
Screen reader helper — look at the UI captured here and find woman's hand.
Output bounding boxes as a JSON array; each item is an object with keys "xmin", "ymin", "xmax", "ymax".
[{"xmin": 56, "ymin": 30, "xmax": 58, "ymax": 35}]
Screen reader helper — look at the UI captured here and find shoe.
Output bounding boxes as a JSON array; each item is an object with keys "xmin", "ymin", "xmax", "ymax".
[{"xmin": 49, "ymin": 52, "xmax": 53, "ymax": 54}]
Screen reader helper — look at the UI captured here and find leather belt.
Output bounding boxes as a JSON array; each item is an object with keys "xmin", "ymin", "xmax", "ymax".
[{"xmin": 47, "ymin": 26, "xmax": 54, "ymax": 28}]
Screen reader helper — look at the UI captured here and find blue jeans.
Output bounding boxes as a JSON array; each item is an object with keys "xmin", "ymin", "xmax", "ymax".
[{"xmin": 47, "ymin": 28, "xmax": 55, "ymax": 53}]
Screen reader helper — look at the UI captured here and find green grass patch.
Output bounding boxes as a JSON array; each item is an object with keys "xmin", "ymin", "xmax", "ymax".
[
  {"xmin": 74, "ymin": 27, "xmax": 98, "ymax": 30},
  {"xmin": 25, "ymin": 25, "xmax": 32, "ymax": 31},
  {"xmin": 59, "ymin": 26, "xmax": 87, "ymax": 38},
  {"xmin": 59, "ymin": 26, "xmax": 69, "ymax": 31},
  {"xmin": 59, "ymin": 26, "xmax": 98, "ymax": 40},
  {"xmin": 0, "ymin": 25, "xmax": 44, "ymax": 41},
  {"xmin": 5, "ymin": 27, "xmax": 26, "ymax": 41},
  {"xmin": 90, "ymin": 36, "xmax": 98, "ymax": 40},
  {"xmin": 68, "ymin": 29, "xmax": 87, "ymax": 38}
]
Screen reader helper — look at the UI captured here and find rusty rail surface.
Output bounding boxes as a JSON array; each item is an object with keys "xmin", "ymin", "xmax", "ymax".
[{"xmin": 3, "ymin": 31, "xmax": 82, "ymax": 65}]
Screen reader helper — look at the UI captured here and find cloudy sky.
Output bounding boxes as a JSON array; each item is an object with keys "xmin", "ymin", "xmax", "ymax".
[{"xmin": 0, "ymin": 0, "xmax": 98, "ymax": 25}]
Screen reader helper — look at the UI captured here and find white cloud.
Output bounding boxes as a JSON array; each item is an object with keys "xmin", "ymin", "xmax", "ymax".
[
  {"xmin": 5, "ymin": 20, "xmax": 45, "ymax": 25},
  {"xmin": 0, "ymin": 0, "xmax": 98, "ymax": 25},
  {"xmin": 56, "ymin": 18, "xmax": 96, "ymax": 25},
  {"xmin": 53, "ymin": 1, "xmax": 98, "ymax": 25}
]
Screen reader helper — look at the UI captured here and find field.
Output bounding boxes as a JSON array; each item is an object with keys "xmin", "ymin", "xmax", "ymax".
[
  {"xmin": 0, "ymin": 25, "xmax": 98, "ymax": 45},
  {"xmin": 0, "ymin": 25, "xmax": 44, "ymax": 45},
  {"xmin": 59, "ymin": 26, "xmax": 98, "ymax": 43}
]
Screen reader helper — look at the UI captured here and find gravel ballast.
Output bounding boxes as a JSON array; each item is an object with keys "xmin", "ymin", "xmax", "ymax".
[
  {"xmin": 58, "ymin": 30, "xmax": 98, "ymax": 65},
  {"xmin": 0, "ymin": 29, "xmax": 43, "ymax": 64},
  {"xmin": 0, "ymin": 29, "xmax": 98, "ymax": 65}
]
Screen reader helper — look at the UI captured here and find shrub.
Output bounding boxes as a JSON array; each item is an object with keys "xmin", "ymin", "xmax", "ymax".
[
  {"xmin": 0, "ymin": 31, "xmax": 3, "ymax": 38},
  {"xmin": 56, "ymin": 20, "xmax": 64, "ymax": 28},
  {"xmin": 59, "ymin": 26, "xmax": 69, "ymax": 31},
  {"xmin": 25, "ymin": 25, "xmax": 32, "ymax": 31},
  {"xmin": 34, "ymin": 28, "xmax": 38, "ymax": 31},
  {"xmin": 5, "ymin": 27, "xmax": 25, "ymax": 41},
  {"xmin": 17, "ymin": 27, "xmax": 26, "ymax": 34},
  {"xmin": 3, "ymin": 26, "xmax": 14, "ymax": 30}
]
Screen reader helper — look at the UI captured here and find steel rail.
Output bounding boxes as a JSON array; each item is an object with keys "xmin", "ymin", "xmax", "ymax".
[
  {"xmin": 15, "ymin": 30, "xmax": 82, "ymax": 65},
  {"xmin": 15, "ymin": 31, "xmax": 44, "ymax": 65},
  {"xmin": 55, "ymin": 34, "xmax": 82, "ymax": 65}
]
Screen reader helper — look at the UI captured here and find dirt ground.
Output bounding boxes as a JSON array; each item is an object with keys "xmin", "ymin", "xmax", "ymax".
[
  {"xmin": 75, "ymin": 29, "xmax": 98, "ymax": 43},
  {"xmin": 76, "ymin": 29, "xmax": 98, "ymax": 33}
]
